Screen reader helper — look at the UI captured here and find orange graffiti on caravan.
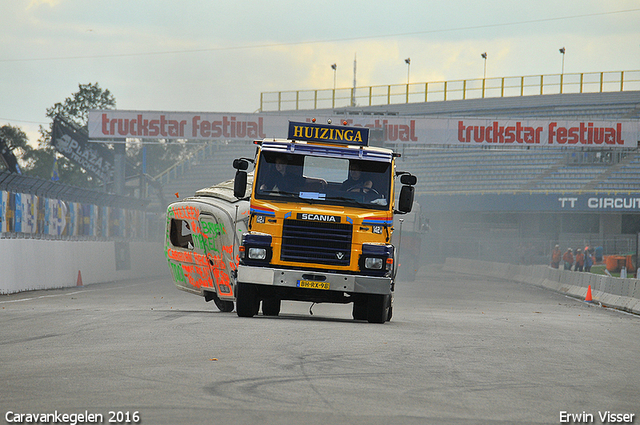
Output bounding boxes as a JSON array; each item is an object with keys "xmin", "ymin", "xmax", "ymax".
[
  {"xmin": 170, "ymin": 205, "xmax": 199, "ymax": 220},
  {"xmin": 167, "ymin": 248, "xmax": 194, "ymax": 263}
]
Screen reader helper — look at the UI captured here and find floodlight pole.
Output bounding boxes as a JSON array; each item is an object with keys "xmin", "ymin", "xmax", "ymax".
[
  {"xmin": 559, "ymin": 47, "xmax": 566, "ymax": 93},
  {"xmin": 481, "ymin": 52, "xmax": 487, "ymax": 97}
]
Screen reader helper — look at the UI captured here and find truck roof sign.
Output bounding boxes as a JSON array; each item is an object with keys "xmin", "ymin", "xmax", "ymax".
[{"xmin": 288, "ymin": 121, "xmax": 369, "ymax": 146}]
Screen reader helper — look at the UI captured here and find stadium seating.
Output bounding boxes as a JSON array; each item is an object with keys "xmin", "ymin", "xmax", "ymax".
[{"xmin": 153, "ymin": 90, "xmax": 640, "ymax": 204}]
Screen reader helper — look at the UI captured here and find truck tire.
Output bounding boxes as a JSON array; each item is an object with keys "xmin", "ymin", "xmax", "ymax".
[
  {"xmin": 236, "ymin": 282, "xmax": 259, "ymax": 317},
  {"xmin": 352, "ymin": 300, "xmax": 368, "ymax": 320},
  {"xmin": 367, "ymin": 294, "xmax": 390, "ymax": 324},
  {"xmin": 262, "ymin": 298, "xmax": 281, "ymax": 316}
]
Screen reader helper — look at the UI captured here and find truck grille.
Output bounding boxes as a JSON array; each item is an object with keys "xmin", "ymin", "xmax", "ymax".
[{"xmin": 281, "ymin": 219, "xmax": 352, "ymax": 266}]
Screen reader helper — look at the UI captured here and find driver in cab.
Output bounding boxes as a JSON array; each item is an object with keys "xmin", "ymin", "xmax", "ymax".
[
  {"xmin": 260, "ymin": 156, "xmax": 301, "ymax": 193},
  {"xmin": 341, "ymin": 162, "xmax": 373, "ymax": 193}
]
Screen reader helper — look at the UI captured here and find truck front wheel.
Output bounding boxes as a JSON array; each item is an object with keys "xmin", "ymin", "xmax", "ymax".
[
  {"xmin": 367, "ymin": 294, "xmax": 391, "ymax": 324},
  {"xmin": 352, "ymin": 299, "xmax": 368, "ymax": 320},
  {"xmin": 262, "ymin": 298, "xmax": 281, "ymax": 316},
  {"xmin": 236, "ymin": 283, "xmax": 260, "ymax": 317}
]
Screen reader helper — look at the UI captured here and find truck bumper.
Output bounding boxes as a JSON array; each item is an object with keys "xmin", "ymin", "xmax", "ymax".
[{"xmin": 237, "ymin": 265, "xmax": 392, "ymax": 295}]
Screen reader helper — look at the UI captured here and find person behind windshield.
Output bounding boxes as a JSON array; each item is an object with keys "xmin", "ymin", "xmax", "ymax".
[
  {"xmin": 260, "ymin": 156, "xmax": 300, "ymax": 193},
  {"xmin": 341, "ymin": 162, "xmax": 373, "ymax": 193}
]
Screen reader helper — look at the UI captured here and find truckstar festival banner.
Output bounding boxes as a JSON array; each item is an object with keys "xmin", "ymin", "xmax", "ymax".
[{"xmin": 88, "ymin": 110, "xmax": 640, "ymax": 148}]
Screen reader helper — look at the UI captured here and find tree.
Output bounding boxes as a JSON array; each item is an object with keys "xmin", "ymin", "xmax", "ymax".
[
  {"xmin": 32, "ymin": 83, "xmax": 117, "ymax": 188},
  {"xmin": 0, "ymin": 124, "xmax": 32, "ymax": 158},
  {"xmin": 9, "ymin": 82, "xmax": 194, "ymax": 192},
  {"xmin": 0, "ymin": 124, "xmax": 31, "ymax": 173},
  {"xmin": 45, "ymin": 82, "xmax": 116, "ymax": 128}
]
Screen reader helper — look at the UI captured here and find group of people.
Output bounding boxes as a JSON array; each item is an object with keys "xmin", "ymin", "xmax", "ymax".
[{"xmin": 550, "ymin": 244, "xmax": 594, "ymax": 272}]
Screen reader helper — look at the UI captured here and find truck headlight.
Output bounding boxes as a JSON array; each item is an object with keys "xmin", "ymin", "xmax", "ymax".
[
  {"xmin": 241, "ymin": 233, "xmax": 273, "ymax": 264},
  {"xmin": 248, "ymin": 247, "xmax": 267, "ymax": 260},
  {"xmin": 360, "ymin": 243, "xmax": 394, "ymax": 275},
  {"xmin": 364, "ymin": 257, "xmax": 383, "ymax": 270}
]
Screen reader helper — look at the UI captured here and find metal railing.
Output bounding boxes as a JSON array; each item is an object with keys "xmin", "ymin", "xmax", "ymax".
[
  {"xmin": 155, "ymin": 142, "xmax": 212, "ymax": 187},
  {"xmin": 260, "ymin": 70, "xmax": 640, "ymax": 112}
]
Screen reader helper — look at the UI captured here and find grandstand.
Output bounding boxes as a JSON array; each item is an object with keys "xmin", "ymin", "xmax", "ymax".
[
  {"xmin": 149, "ymin": 82, "xmax": 640, "ymax": 266},
  {"xmin": 150, "ymin": 139, "xmax": 255, "ymax": 205},
  {"xmin": 279, "ymin": 90, "xmax": 640, "ymax": 194}
]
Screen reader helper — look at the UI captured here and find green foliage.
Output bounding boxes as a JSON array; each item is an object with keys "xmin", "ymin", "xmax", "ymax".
[
  {"xmin": 0, "ymin": 124, "xmax": 32, "ymax": 173},
  {"xmin": 46, "ymin": 82, "xmax": 116, "ymax": 128},
  {"xmin": 6, "ymin": 82, "xmax": 194, "ymax": 190},
  {"xmin": 30, "ymin": 83, "xmax": 117, "ymax": 188}
]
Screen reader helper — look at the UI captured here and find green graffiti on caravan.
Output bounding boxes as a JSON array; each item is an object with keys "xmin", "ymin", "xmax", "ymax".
[
  {"xmin": 168, "ymin": 261, "xmax": 186, "ymax": 283},
  {"xmin": 201, "ymin": 221, "xmax": 225, "ymax": 253}
]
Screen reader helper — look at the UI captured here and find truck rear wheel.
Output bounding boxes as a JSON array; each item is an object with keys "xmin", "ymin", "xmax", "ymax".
[
  {"xmin": 236, "ymin": 283, "xmax": 259, "ymax": 317},
  {"xmin": 262, "ymin": 298, "xmax": 281, "ymax": 316},
  {"xmin": 367, "ymin": 294, "xmax": 390, "ymax": 324}
]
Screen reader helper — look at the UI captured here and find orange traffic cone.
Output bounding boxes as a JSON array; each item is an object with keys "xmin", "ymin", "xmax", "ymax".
[
  {"xmin": 76, "ymin": 270, "xmax": 83, "ymax": 287},
  {"xmin": 585, "ymin": 284, "xmax": 593, "ymax": 302}
]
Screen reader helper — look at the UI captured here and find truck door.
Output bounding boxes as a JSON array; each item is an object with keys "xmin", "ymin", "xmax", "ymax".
[{"xmin": 199, "ymin": 213, "xmax": 235, "ymax": 300}]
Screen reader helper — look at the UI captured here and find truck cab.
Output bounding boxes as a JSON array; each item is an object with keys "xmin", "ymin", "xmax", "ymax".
[{"xmin": 233, "ymin": 120, "xmax": 416, "ymax": 323}]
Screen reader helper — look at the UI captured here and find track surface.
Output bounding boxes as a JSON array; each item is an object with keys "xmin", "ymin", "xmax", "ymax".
[{"xmin": 1, "ymin": 266, "xmax": 638, "ymax": 425}]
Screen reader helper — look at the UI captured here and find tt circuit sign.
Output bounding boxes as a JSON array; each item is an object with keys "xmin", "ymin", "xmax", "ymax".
[
  {"xmin": 422, "ymin": 193, "xmax": 640, "ymax": 213},
  {"xmin": 88, "ymin": 111, "xmax": 640, "ymax": 148},
  {"xmin": 558, "ymin": 196, "xmax": 640, "ymax": 211}
]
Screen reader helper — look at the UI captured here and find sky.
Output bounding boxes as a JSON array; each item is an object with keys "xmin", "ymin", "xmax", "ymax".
[{"xmin": 1, "ymin": 0, "xmax": 639, "ymax": 145}]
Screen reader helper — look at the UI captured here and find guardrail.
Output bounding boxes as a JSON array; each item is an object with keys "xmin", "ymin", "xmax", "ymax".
[
  {"xmin": 443, "ymin": 257, "xmax": 640, "ymax": 315},
  {"xmin": 260, "ymin": 70, "xmax": 640, "ymax": 112}
]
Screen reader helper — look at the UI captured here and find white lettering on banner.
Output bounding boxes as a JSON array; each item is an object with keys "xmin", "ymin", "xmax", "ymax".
[
  {"xmin": 557, "ymin": 196, "xmax": 640, "ymax": 210},
  {"xmin": 588, "ymin": 197, "xmax": 640, "ymax": 210},
  {"xmin": 55, "ymin": 134, "xmax": 112, "ymax": 181},
  {"xmin": 558, "ymin": 197, "xmax": 578, "ymax": 208},
  {"xmin": 88, "ymin": 111, "xmax": 639, "ymax": 147}
]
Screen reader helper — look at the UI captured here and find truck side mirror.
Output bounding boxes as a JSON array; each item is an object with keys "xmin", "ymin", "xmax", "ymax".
[
  {"xmin": 233, "ymin": 158, "xmax": 249, "ymax": 171},
  {"xmin": 400, "ymin": 174, "xmax": 417, "ymax": 185},
  {"xmin": 398, "ymin": 185, "xmax": 414, "ymax": 213},
  {"xmin": 234, "ymin": 170, "xmax": 247, "ymax": 199}
]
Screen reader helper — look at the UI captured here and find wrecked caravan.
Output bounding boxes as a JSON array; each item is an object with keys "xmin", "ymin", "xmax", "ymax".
[{"xmin": 165, "ymin": 177, "xmax": 251, "ymax": 311}]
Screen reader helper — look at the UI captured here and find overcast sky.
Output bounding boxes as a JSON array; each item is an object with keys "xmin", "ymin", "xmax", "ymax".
[{"xmin": 1, "ymin": 0, "xmax": 639, "ymax": 143}]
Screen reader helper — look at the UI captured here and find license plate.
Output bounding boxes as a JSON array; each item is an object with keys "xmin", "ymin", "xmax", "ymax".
[{"xmin": 297, "ymin": 280, "xmax": 330, "ymax": 290}]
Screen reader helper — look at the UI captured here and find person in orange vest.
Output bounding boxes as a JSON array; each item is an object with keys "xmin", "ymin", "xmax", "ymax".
[
  {"xmin": 562, "ymin": 248, "xmax": 574, "ymax": 270},
  {"xmin": 574, "ymin": 248, "xmax": 584, "ymax": 272},
  {"xmin": 550, "ymin": 244, "xmax": 561, "ymax": 269}
]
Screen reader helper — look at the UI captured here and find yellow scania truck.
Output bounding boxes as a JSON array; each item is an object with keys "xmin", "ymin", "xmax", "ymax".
[{"xmin": 165, "ymin": 120, "xmax": 416, "ymax": 323}]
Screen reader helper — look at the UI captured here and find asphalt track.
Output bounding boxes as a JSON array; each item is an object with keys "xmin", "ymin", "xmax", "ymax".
[{"xmin": 1, "ymin": 265, "xmax": 638, "ymax": 425}]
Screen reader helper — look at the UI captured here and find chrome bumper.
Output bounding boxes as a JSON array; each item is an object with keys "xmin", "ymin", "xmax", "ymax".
[{"xmin": 237, "ymin": 265, "xmax": 392, "ymax": 295}]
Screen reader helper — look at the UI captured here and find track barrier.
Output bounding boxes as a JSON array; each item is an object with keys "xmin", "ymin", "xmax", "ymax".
[
  {"xmin": 443, "ymin": 258, "xmax": 640, "ymax": 315},
  {"xmin": 0, "ymin": 239, "xmax": 165, "ymax": 294}
]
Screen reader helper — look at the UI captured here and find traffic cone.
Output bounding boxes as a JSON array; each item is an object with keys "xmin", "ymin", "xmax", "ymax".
[
  {"xmin": 175, "ymin": 192, "xmax": 179, "ymax": 198},
  {"xmin": 76, "ymin": 270, "xmax": 83, "ymax": 287},
  {"xmin": 585, "ymin": 284, "xmax": 593, "ymax": 302}
]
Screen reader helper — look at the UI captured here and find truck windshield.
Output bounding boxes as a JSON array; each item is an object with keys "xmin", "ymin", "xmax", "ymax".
[{"xmin": 254, "ymin": 151, "xmax": 391, "ymax": 210}]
